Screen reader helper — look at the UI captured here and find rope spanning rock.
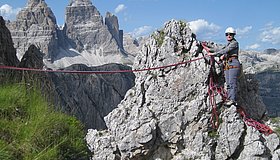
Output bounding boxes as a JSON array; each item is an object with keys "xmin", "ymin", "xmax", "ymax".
[{"xmin": 0, "ymin": 56, "xmax": 206, "ymax": 74}]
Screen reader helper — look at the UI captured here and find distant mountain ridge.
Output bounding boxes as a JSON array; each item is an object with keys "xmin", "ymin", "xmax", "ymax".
[
  {"xmin": 6, "ymin": 0, "xmax": 133, "ymax": 69},
  {"xmin": 263, "ymin": 48, "xmax": 280, "ymax": 55},
  {"xmin": 239, "ymin": 49, "xmax": 280, "ymax": 116}
]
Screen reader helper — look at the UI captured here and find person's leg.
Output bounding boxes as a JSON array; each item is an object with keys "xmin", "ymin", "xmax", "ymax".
[
  {"xmin": 228, "ymin": 67, "xmax": 240, "ymax": 102},
  {"xmin": 224, "ymin": 69, "xmax": 229, "ymax": 99}
]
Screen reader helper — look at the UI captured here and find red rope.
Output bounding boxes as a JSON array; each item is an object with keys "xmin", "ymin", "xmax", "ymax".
[
  {"xmin": 207, "ymin": 55, "xmax": 226, "ymax": 129},
  {"xmin": 0, "ymin": 56, "xmax": 207, "ymax": 74},
  {"xmin": 237, "ymin": 107, "xmax": 274, "ymax": 135},
  {"xmin": 202, "ymin": 42, "xmax": 226, "ymax": 129}
]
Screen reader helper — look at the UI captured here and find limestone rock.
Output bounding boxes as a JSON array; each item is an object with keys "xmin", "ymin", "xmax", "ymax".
[
  {"xmin": 7, "ymin": 0, "xmax": 58, "ymax": 61},
  {"xmin": 63, "ymin": 0, "xmax": 131, "ymax": 66},
  {"xmin": 86, "ymin": 19, "xmax": 280, "ymax": 160},
  {"xmin": 19, "ymin": 44, "xmax": 44, "ymax": 69},
  {"xmin": 64, "ymin": 0, "xmax": 103, "ymax": 52},
  {"xmin": 69, "ymin": 0, "xmax": 92, "ymax": 6},
  {"xmin": 105, "ymin": 12, "xmax": 124, "ymax": 50},
  {"xmin": 49, "ymin": 63, "xmax": 135, "ymax": 129},
  {"xmin": 0, "ymin": 16, "xmax": 19, "ymax": 66},
  {"xmin": 7, "ymin": 0, "xmax": 133, "ymax": 69},
  {"xmin": 123, "ymin": 33, "xmax": 148, "ymax": 57}
]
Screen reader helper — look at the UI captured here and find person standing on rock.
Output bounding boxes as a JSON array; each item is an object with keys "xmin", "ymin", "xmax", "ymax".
[{"xmin": 207, "ymin": 27, "xmax": 241, "ymax": 106}]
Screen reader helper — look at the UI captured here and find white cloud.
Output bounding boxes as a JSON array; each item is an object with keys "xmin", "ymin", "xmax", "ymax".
[
  {"xmin": 188, "ymin": 19, "xmax": 220, "ymax": 34},
  {"xmin": 114, "ymin": 4, "xmax": 126, "ymax": 14},
  {"xmin": 246, "ymin": 43, "xmax": 260, "ymax": 50},
  {"xmin": 236, "ymin": 26, "xmax": 253, "ymax": 36},
  {"xmin": 260, "ymin": 23, "xmax": 280, "ymax": 45},
  {"xmin": 131, "ymin": 26, "xmax": 154, "ymax": 37},
  {"xmin": 188, "ymin": 19, "xmax": 221, "ymax": 40},
  {"xmin": 0, "ymin": 4, "xmax": 21, "ymax": 20}
]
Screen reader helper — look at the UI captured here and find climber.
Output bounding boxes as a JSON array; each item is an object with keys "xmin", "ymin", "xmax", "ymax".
[{"xmin": 207, "ymin": 27, "xmax": 241, "ymax": 106}]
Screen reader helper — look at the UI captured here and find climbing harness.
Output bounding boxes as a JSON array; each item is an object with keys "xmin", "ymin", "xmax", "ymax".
[
  {"xmin": 223, "ymin": 56, "xmax": 239, "ymax": 71},
  {"xmin": 202, "ymin": 42, "xmax": 273, "ymax": 135},
  {"xmin": 223, "ymin": 60, "xmax": 239, "ymax": 70}
]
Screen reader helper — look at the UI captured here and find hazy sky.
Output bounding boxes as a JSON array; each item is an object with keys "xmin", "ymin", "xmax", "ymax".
[{"xmin": 1, "ymin": 0, "xmax": 280, "ymax": 51}]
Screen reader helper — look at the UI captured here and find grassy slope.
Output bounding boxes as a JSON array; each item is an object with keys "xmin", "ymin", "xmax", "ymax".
[{"xmin": 0, "ymin": 84, "xmax": 89, "ymax": 160}]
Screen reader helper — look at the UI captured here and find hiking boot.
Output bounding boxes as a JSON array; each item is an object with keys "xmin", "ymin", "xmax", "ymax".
[{"xmin": 224, "ymin": 100, "xmax": 236, "ymax": 106}]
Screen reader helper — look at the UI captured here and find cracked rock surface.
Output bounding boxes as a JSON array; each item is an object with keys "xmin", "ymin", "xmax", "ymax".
[{"xmin": 86, "ymin": 20, "xmax": 280, "ymax": 160}]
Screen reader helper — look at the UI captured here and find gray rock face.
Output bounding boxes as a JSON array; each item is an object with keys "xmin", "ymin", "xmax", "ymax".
[
  {"xmin": 105, "ymin": 12, "xmax": 124, "ymax": 50},
  {"xmin": 7, "ymin": 0, "xmax": 58, "ymax": 61},
  {"xmin": 49, "ymin": 63, "xmax": 135, "ymax": 129},
  {"xmin": 239, "ymin": 50, "xmax": 280, "ymax": 74},
  {"xmin": 0, "ymin": 16, "xmax": 19, "ymax": 66},
  {"xmin": 69, "ymin": 0, "xmax": 94, "ymax": 6},
  {"xmin": 7, "ymin": 0, "xmax": 133, "ymax": 69},
  {"xmin": 64, "ymin": 0, "xmax": 103, "ymax": 52},
  {"xmin": 256, "ymin": 72, "xmax": 280, "ymax": 116},
  {"xmin": 17, "ymin": 47, "xmax": 134, "ymax": 130},
  {"xmin": 86, "ymin": 20, "xmax": 280, "ymax": 160},
  {"xmin": 123, "ymin": 33, "xmax": 148, "ymax": 57},
  {"xmin": 18, "ymin": 44, "xmax": 44, "ymax": 69},
  {"xmin": 63, "ymin": 0, "xmax": 130, "ymax": 65}
]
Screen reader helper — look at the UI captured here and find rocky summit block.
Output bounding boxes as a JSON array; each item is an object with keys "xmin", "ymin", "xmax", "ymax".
[{"xmin": 86, "ymin": 20, "xmax": 280, "ymax": 160}]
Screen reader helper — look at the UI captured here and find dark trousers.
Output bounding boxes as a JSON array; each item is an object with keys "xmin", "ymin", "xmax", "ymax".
[{"xmin": 224, "ymin": 59, "xmax": 240, "ymax": 101}]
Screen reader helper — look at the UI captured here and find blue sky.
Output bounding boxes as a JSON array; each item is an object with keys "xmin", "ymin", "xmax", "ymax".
[{"xmin": 0, "ymin": 0, "xmax": 280, "ymax": 51}]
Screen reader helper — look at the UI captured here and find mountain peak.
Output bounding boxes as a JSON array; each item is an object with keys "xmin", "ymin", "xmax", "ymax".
[
  {"xmin": 6, "ymin": 0, "xmax": 58, "ymax": 61},
  {"xmin": 27, "ymin": 0, "xmax": 47, "ymax": 8},
  {"xmin": 69, "ymin": 0, "xmax": 92, "ymax": 6}
]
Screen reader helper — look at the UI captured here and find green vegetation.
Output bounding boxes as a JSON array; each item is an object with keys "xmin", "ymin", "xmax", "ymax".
[
  {"xmin": 0, "ymin": 84, "xmax": 89, "ymax": 160},
  {"xmin": 274, "ymin": 127, "xmax": 280, "ymax": 137},
  {"xmin": 152, "ymin": 29, "xmax": 165, "ymax": 47},
  {"xmin": 270, "ymin": 117, "xmax": 280, "ymax": 123},
  {"xmin": 208, "ymin": 130, "xmax": 219, "ymax": 138},
  {"xmin": 179, "ymin": 20, "xmax": 187, "ymax": 32},
  {"xmin": 270, "ymin": 117, "xmax": 280, "ymax": 137}
]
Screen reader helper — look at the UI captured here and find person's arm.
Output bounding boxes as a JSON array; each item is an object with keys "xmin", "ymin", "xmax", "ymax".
[
  {"xmin": 214, "ymin": 40, "xmax": 238, "ymax": 57},
  {"xmin": 206, "ymin": 43, "xmax": 226, "ymax": 56}
]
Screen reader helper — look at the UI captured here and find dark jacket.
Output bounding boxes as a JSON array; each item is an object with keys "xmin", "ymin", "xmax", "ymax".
[{"xmin": 214, "ymin": 39, "xmax": 239, "ymax": 58}]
